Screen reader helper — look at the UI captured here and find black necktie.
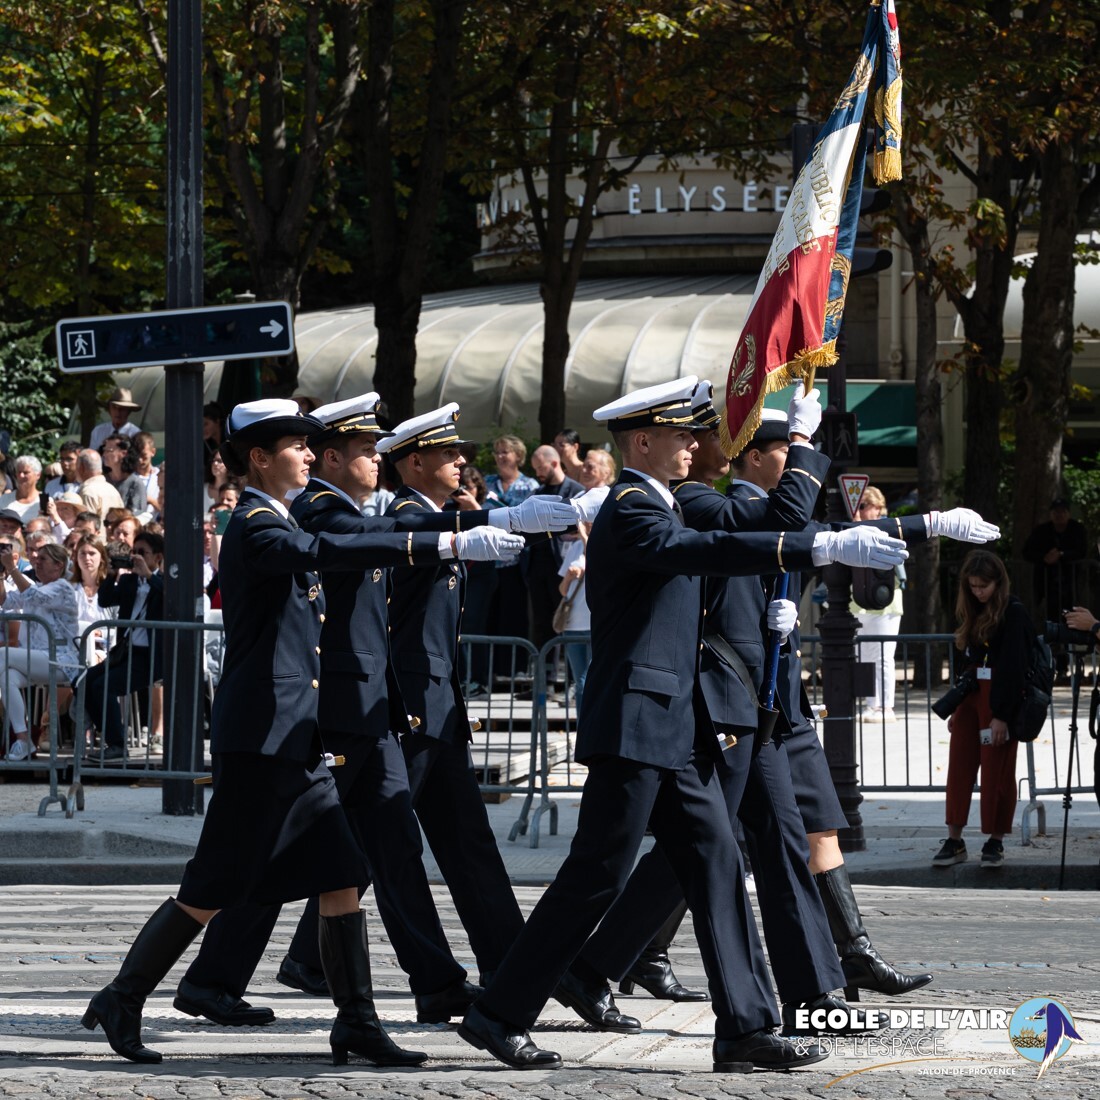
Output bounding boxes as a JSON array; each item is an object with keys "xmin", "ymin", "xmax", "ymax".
[{"xmin": 671, "ymin": 500, "xmax": 685, "ymax": 526}]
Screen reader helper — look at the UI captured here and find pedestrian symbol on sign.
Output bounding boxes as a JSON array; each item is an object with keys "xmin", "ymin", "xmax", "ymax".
[{"xmin": 67, "ymin": 331, "xmax": 95, "ymax": 359}]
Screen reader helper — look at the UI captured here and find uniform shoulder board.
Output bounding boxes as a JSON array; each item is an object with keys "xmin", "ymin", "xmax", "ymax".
[
  {"xmin": 615, "ymin": 486, "xmax": 647, "ymax": 502},
  {"xmin": 394, "ymin": 499, "xmax": 423, "ymax": 510},
  {"xmin": 245, "ymin": 506, "xmax": 279, "ymax": 519},
  {"xmin": 309, "ymin": 490, "xmax": 340, "ymax": 503},
  {"xmin": 671, "ymin": 481, "xmax": 692, "ymax": 495}
]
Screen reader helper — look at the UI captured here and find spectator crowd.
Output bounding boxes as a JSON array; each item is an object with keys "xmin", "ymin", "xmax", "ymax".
[{"xmin": 0, "ymin": 385, "xmax": 621, "ymax": 760}]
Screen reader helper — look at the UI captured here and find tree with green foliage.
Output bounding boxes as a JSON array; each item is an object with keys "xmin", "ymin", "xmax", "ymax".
[
  {"xmin": 0, "ymin": 2, "xmax": 167, "ymax": 437},
  {"xmin": 0, "ymin": 321, "xmax": 71, "ymax": 461}
]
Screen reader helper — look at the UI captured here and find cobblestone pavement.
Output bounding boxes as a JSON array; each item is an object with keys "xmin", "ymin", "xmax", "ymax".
[{"xmin": 1, "ymin": 883, "xmax": 1098, "ymax": 1097}]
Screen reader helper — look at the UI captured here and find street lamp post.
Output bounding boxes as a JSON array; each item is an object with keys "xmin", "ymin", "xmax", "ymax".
[{"xmin": 162, "ymin": 0, "xmax": 205, "ymax": 815}]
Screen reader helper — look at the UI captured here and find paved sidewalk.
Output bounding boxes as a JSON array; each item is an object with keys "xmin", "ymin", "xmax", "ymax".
[{"xmin": 2, "ymin": 774, "xmax": 1099, "ymax": 888}]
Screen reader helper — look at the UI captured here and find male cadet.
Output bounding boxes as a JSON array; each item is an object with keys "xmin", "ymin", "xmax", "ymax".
[
  {"xmin": 373, "ymin": 405, "xmax": 534, "ymax": 988},
  {"xmin": 588, "ymin": 389, "xmax": 996, "ymax": 1026},
  {"xmin": 175, "ymin": 394, "xmax": 574, "ymax": 1028},
  {"xmin": 457, "ymin": 376, "xmax": 909, "ymax": 1073}
]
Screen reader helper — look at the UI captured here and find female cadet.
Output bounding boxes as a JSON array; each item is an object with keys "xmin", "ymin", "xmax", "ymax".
[{"xmin": 81, "ymin": 399, "xmax": 440, "ymax": 1067}]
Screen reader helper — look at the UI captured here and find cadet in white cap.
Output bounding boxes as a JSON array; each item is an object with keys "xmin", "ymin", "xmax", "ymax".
[
  {"xmin": 82, "ymin": 398, "xmax": 437, "ymax": 1068},
  {"xmin": 458, "ymin": 377, "xmax": 910, "ymax": 1072},
  {"xmin": 377, "ymin": 402, "xmax": 546, "ymax": 990}
]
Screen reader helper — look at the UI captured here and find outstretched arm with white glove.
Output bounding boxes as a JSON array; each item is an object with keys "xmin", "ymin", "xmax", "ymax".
[
  {"xmin": 787, "ymin": 381, "xmax": 822, "ymax": 442},
  {"xmin": 766, "ymin": 598, "xmax": 798, "ymax": 642},
  {"xmin": 812, "ymin": 526, "xmax": 908, "ymax": 570},
  {"xmin": 488, "ymin": 494, "xmax": 577, "ymax": 533},
  {"xmin": 926, "ymin": 508, "xmax": 1000, "ymax": 544},
  {"xmin": 452, "ymin": 527, "xmax": 526, "ymax": 563}
]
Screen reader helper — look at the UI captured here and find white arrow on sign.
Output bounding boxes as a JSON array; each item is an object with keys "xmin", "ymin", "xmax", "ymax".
[{"xmin": 260, "ymin": 319, "xmax": 284, "ymax": 338}]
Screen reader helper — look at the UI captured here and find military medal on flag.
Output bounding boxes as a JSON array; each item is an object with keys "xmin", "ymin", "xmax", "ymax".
[{"xmin": 720, "ymin": 0, "xmax": 903, "ymax": 457}]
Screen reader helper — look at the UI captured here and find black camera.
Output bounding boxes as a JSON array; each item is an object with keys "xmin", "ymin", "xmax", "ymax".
[
  {"xmin": 1043, "ymin": 620, "xmax": 1094, "ymax": 648},
  {"xmin": 107, "ymin": 539, "xmax": 132, "ymax": 571},
  {"xmin": 932, "ymin": 669, "xmax": 977, "ymax": 720}
]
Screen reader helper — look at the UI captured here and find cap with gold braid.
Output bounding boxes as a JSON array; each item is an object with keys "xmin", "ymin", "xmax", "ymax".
[
  {"xmin": 308, "ymin": 392, "xmax": 393, "ymax": 447},
  {"xmin": 375, "ymin": 402, "xmax": 471, "ymax": 461},
  {"xmin": 593, "ymin": 376, "xmax": 708, "ymax": 432},
  {"xmin": 690, "ymin": 380, "xmax": 722, "ymax": 430}
]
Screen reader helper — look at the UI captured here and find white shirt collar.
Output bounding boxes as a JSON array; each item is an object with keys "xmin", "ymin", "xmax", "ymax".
[
  {"xmin": 623, "ymin": 467, "xmax": 677, "ymax": 510},
  {"xmin": 406, "ymin": 486, "xmax": 442, "ymax": 512},
  {"xmin": 245, "ymin": 486, "xmax": 290, "ymax": 519},
  {"xmin": 311, "ymin": 476, "xmax": 360, "ymax": 512},
  {"xmin": 731, "ymin": 476, "xmax": 768, "ymax": 495}
]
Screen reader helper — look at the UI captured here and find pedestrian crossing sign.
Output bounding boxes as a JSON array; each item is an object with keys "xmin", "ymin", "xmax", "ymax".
[{"xmin": 839, "ymin": 474, "xmax": 869, "ymax": 520}]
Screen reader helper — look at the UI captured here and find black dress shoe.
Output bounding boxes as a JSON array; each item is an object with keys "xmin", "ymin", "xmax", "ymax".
[
  {"xmin": 781, "ymin": 993, "xmax": 885, "ymax": 1037},
  {"xmin": 553, "ymin": 968, "xmax": 641, "ymax": 1033},
  {"xmin": 173, "ymin": 978, "xmax": 275, "ymax": 1026},
  {"xmin": 276, "ymin": 955, "xmax": 329, "ymax": 997},
  {"xmin": 415, "ymin": 979, "xmax": 482, "ymax": 1023},
  {"xmin": 457, "ymin": 1004, "xmax": 562, "ymax": 1069},
  {"xmin": 619, "ymin": 949, "xmax": 709, "ymax": 1002},
  {"xmin": 102, "ymin": 745, "xmax": 127, "ymax": 761},
  {"xmin": 713, "ymin": 1030, "xmax": 829, "ymax": 1072}
]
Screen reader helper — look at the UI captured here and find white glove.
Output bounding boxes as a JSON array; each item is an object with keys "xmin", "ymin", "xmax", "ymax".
[
  {"xmin": 766, "ymin": 598, "xmax": 798, "ymax": 641},
  {"xmin": 928, "ymin": 508, "xmax": 1000, "ymax": 544},
  {"xmin": 813, "ymin": 526, "xmax": 908, "ymax": 569},
  {"xmin": 453, "ymin": 527, "xmax": 525, "ymax": 563},
  {"xmin": 571, "ymin": 486, "xmax": 610, "ymax": 524},
  {"xmin": 489, "ymin": 494, "xmax": 578, "ymax": 533},
  {"xmin": 787, "ymin": 381, "xmax": 822, "ymax": 439}
]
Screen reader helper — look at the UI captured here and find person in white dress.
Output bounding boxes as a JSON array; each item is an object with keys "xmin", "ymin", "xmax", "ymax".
[{"xmin": 0, "ymin": 542, "xmax": 81, "ymax": 760}]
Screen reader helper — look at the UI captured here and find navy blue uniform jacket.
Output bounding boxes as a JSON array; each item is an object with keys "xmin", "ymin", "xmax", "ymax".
[
  {"xmin": 289, "ymin": 479, "xmax": 448, "ymax": 738},
  {"xmin": 385, "ymin": 487, "xmax": 471, "ymax": 744},
  {"xmin": 212, "ymin": 488, "xmax": 438, "ymax": 761},
  {"xmin": 576, "ymin": 470, "xmax": 822, "ymax": 770},
  {"xmin": 674, "ymin": 446, "xmax": 831, "ymax": 728}
]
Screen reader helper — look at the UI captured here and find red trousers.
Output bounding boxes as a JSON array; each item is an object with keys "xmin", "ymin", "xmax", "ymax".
[{"xmin": 945, "ymin": 680, "xmax": 1019, "ymax": 836}]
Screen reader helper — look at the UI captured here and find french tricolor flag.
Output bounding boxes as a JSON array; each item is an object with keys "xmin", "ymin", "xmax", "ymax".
[{"xmin": 721, "ymin": 0, "xmax": 903, "ymax": 457}]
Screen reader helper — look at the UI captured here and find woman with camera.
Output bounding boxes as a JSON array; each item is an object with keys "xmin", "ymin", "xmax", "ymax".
[{"xmin": 933, "ymin": 550, "xmax": 1031, "ymax": 869}]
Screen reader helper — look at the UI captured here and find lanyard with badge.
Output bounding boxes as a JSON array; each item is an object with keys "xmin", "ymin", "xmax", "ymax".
[{"xmin": 976, "ymin": 645, "xmax": 992, "ymax": 681}]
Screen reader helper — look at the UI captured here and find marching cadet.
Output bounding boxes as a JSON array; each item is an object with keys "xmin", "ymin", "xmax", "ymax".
[
  {"xmin": 81, "ymin": 399, "xmax": 447, "ymax": 1067},
  {"xmin": 456, "ymin": 377, "xmax": 910, "ymax": 1072},
  {"xmin": 373, "ymin": 404, "xmax": 533, "ymax": 986},
  {"xmin": 586, "ymin": 384, "xmax": 997, "ymax": 1027},
  {"xmin": 174, "ymin": 394, "xmax": 575, "ymax": 1027}
]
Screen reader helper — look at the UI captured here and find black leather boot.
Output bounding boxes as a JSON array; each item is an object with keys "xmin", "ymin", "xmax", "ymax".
[
  {"xmin": 814, "ymin": 865, "xmax": 933, "ymax": 1001},
  {"xmin": 82, "ymin": 898, "xmax": 203, "ymax": 1063},
  {"xmin": 618, "ymin": 901, "xmax": 708, "ymax": 1002},
  {"xmin": 319, "ymin": 911, "xmax": 428, "ymax": 1067}
]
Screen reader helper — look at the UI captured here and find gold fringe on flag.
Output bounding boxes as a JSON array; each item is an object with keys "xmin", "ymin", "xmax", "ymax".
[
  {"xmin": 873, "ymin": 78, "xmax": 903, "ymax": 184},
  {"xmin": 718, "ymin": 340, "xmax": 838, "ymax": 458}
]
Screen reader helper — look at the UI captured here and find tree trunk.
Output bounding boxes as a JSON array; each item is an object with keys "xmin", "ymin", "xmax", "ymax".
[
  {"xmin": 893, "ymin": 196, "xmax": 944, "ymax": 640},
  {"xmin": 1012, "ymin": 139, "xmax": 1079, "ymax": 559},
  {"xmin": 945, "ymin": 140, "xmax": 1020, "ymax": 518},
  {"xmin": 367, "ymin": 0, "xmax": 466, "ymax": 425}
]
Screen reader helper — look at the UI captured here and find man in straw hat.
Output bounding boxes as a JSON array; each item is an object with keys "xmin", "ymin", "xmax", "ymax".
[{"xmin": 90, "ymin": 387, "xmax": 143, "ymax": 452}]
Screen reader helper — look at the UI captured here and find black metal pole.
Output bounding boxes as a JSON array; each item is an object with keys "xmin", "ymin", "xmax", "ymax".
[
  {"xmin": 163, "ymin": 0, "xmax": 204, "ymax": 815},
  {"xmin": 818, "ymin": 333, "xmax": 865, "ymax": 851}
]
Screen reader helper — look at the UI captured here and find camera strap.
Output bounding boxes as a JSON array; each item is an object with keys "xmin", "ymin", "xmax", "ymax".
[{"xmin": 1090, "ymin": 681, "xmax": 1099, "ymax": 741}]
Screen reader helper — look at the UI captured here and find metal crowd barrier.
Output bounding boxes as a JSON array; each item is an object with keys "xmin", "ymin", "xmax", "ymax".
[
  {"xmin": 456, "ymin": 634, "xmax": 543, "ymax": 843},
  {"xmin": 1019, "ymin": 655, "xmax": 1095, "ymax": 844},
  {"xmin": 69, "ymin": 618, "xmax": 223, "ymax": 800},
  {"xmin": 0, "ymin": 611, "xmax": 70, "ymax": 816}
]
